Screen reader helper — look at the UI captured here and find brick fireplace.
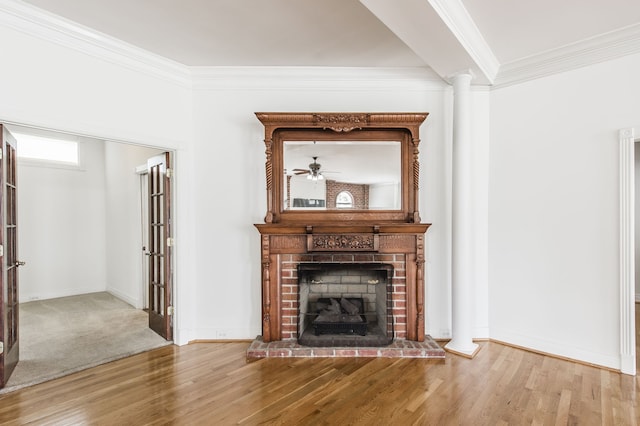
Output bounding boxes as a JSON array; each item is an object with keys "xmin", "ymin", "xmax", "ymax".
[
  {"xmin": 248, "ymin": 224, "xmax": 446, "ymax": 358},
  {"xmin": 250, "ymin": 112, "xmax": 444, "ymax": 358}
]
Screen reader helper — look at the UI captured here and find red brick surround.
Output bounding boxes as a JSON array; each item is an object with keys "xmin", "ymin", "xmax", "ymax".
[
  {"xmin": 325, "ymin": 180, "xmax": 369, "ymax": 209},
  {"xmin": 279, "ymin": 252, "xmax": 407, "ymax": 340}
]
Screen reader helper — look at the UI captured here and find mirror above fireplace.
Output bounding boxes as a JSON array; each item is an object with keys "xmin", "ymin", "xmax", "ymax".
[
  {"xmin": 256, "ymin": 112, "xmax": 428, "ymax": 224},
  {"xmin": 284, "ymin": 140, "xmax": 402, "ymax": 211}
]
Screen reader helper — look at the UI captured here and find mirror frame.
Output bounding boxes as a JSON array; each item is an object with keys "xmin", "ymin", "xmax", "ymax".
[{"xmin": 256, "ymin": 112, "xmax": 428, "ymax": 224}]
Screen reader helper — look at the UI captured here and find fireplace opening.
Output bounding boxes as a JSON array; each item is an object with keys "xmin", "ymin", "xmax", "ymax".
[{"xmin": 297, "ymin": 263, "xmax": 394, "ymax": 347}]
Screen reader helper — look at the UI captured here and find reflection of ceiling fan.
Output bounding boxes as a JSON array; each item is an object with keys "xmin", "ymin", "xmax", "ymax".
[{"xmin": 292, "ymin": 156, "xmax": 325, "ymax": 181}]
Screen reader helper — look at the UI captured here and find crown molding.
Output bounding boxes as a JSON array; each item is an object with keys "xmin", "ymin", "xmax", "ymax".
[
  {"xmin": 191, "ymin": 66, "xmax": 448, "ymax": 91},
  {"xmin": 494, "ymin": 23, "xmax": 640, "ymax": 89},
  {"xmin": 428, "ymin": 0, "xmax": 499, "ymax": 84},
  {"xmin": 0, "ymin": 0, "xmax": 191, "ymax": 87},
  {"xmin": 8, "ymin": 0, "xmax": 639, "ymax": 94}
]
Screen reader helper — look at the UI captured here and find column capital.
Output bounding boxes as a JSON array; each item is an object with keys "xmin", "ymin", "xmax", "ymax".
[
  {"xmin": 619, "ymin": 127, "xmax": 634, "ymax": 140},
  {"xmin": 447, "ymin": 69, "xmax": 475, "ymax": 85}
]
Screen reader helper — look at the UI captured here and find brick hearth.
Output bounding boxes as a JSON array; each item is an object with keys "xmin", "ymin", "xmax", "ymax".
[{"xmin": 246, "ymin": 335, "xmax": 445, "ymax": 359}]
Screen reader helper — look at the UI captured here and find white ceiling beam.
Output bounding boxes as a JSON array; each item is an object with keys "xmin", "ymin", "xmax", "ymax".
[{"xmin": 360, "ymin": 0, "xmax": 499, "ymax": 85}]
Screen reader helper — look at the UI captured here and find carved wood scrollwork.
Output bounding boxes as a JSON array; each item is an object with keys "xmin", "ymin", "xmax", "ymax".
[
  {"xmin": 415, "ymin": 234, "xmax": 425, "ymax": 340},
  {"xmin": 307, "ymin": 234, "xmax": 379, "ymax": 252},
  {"xmin": 261, "ymin": 235, "xmax": 272, "ymax": 340},
  {"xmin": 312, "ymin": 113, "xmax": 370, "ymax": 132},
  {"xmin": 264, "ymin": 138, "xmax": 274, "ymax": 223}
]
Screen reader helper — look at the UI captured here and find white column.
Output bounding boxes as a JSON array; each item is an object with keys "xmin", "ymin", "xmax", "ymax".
[{"xmin": 445, "ymin": 71, "xmax": 479, "ymax": 357}]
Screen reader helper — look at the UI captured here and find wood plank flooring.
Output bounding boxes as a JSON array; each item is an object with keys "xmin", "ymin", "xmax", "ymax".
[{"xmin": 0, "ymin": 340, "xmax": 638, "ymax": 425}]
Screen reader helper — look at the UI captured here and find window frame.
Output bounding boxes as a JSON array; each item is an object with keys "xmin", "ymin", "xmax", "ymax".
[{"xmin": 14, "ymin": 131, "xmax": 85, "ymax": 171}]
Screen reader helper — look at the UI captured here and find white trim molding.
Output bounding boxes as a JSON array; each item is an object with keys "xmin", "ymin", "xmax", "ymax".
[
  {"xmin": 619, "ymin": 127, "xmax": 637, "ymax": 376},
  {"xmin": 495, "ymin": 23, "xmax": 640, "ymax": 89},
  {"xmin": 191, "ymin": 66, "xmax": 447, "ymax": 91},
  {"xmin": 0, "ymin": 0, "xmax": 191, "ymax": 87}
]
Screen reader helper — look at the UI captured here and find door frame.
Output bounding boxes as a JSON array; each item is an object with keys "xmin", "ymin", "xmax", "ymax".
[
  {"xmin": 619, "ymin": 126, "xmax": 638, "ymax": 376},
  {"xmin": 136, "ymin": 165, "xmax": 150, "ymax": 311}
]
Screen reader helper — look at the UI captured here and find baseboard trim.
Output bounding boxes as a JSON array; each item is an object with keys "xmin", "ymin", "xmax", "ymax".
[
  {"xmin": 489, "ymin": 338, "xmax": 621, "ymax": 373},
  {"xmin": 444, "ymin": 343, "xmax": 481, "ymax": 359},
  {"xmin": 436, "ymin": 337, "xmax": 622, "ymax": 373},
  {"xmin": 188, "ymin": 339, "xmax": 254, "ymax": 344}
]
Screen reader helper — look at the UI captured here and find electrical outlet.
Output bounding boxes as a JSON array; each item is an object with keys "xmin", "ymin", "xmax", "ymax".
[{"xmin": 217, "ymin": 330, "xmax": 229, "ymax": 339}]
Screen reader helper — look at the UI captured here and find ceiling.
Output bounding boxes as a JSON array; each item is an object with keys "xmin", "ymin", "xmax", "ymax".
[{"xmin": 16, "ymin": 0, "xmax": 640, "ymax": 83}]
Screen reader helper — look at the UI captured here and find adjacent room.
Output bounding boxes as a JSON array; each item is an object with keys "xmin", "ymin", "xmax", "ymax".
[{"xmin": 0, "ymin": 125, "xmax": 170, "ymax": 392}]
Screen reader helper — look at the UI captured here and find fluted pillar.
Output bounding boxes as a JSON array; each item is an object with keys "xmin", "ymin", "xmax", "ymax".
[{"xmin": 445, "ymin": 71, "xmax": 479, "ymax": 357}]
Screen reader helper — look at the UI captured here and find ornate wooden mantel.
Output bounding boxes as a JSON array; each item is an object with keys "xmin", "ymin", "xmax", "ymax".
[{"xmin": 254, "ymin": 112, "xmax": 431, "ymax": 344}]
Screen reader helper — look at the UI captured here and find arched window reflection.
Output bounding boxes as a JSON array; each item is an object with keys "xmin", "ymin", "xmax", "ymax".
[{"xmin": 336, "ymin": 191, "xmax": 354, "ymax": 209}]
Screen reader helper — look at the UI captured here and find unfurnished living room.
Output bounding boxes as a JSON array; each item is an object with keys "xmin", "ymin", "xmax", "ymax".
[{"xmin": 0, "ymin": 0, "xmax": 639, "ymax": 424}]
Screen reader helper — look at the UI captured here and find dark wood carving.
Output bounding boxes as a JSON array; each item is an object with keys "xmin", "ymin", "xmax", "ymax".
[
  {"xmin": 260, "ymin": 235, "xmax": 272, "ymax": 341},
  {"xmin": 307, "ymin": 234, "xmax": 378, "ymax": 252},
  {"xmin": 263, "ymin": 138, "xmax": 274, "ymax": 223},
  {"xmin": 312, "ymin": 113, "xmax": 370, "ymax": 132}
]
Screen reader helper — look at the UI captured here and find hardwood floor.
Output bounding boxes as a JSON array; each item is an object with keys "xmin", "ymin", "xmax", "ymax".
[{"xmin": 0, "ymin": 340, "xmax": 638, "ymax": 425}]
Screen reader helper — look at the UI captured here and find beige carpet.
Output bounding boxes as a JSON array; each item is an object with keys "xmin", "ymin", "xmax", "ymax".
[{"xmin": 0, "ymin": 292, "xmax": 171, "ymax": 394}]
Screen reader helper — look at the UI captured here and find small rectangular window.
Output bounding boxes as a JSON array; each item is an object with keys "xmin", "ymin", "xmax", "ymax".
[{"xmin": 15, "ymin": 133, "xmax": 80, "ymax": 167}]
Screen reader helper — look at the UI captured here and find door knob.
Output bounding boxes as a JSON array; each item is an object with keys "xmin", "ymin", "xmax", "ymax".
[{"xmin": 15, "ymin": 260, "xmax": 26, "ymax": 267}]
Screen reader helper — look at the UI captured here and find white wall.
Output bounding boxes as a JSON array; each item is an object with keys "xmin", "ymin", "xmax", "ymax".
[
  {"xmin": 369, "ymin": 183, "xmax": 400, "ymax": 209},
  {"xmin": 104, "ymin": 142, "xmax": 163, "ymax": 308},
  {"xmin": 489, "ymin": 52, "xmax": 640, "ymax": 369},
  {"xmin": 289, "ymin": 175, "xmax": 326, "ymax": 207},
  {"xmin": 0, "ymin": 21, "xmax": 191, "ymax": 149},
  {"xmin": 17, "ymin": 136, "xmax": 108, "ymax": 300}
]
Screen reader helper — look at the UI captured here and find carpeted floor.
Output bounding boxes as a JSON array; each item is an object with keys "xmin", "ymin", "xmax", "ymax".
[{"xmin": 1, "ymin": 292, "xmax": 171, "ymax": 394}]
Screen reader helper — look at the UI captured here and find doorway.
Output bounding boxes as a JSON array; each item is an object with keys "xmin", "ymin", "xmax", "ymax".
[{"xmin": 1, "ymin": 123, "xmax": 176, "ymax": 389}]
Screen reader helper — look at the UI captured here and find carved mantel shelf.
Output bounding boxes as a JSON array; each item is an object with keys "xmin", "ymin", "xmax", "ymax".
[{"xmin": 255, "ymin": 223, "xmax": 431, "ymax": 235}]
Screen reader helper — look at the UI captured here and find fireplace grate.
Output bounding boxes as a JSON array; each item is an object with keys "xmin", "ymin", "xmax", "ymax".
[
  {"xmin": 313, "ymin": 315, "xmax": 368, "ymax": 336},
  {"xmin": 311, "ymin": 298, "xmax": 368, "ymax": 336}
]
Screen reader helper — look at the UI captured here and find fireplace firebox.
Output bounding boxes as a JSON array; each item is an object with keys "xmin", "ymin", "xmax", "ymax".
[{"xmin": 297, "ymin": 263, "xmax": 394, "ymax": 347}]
